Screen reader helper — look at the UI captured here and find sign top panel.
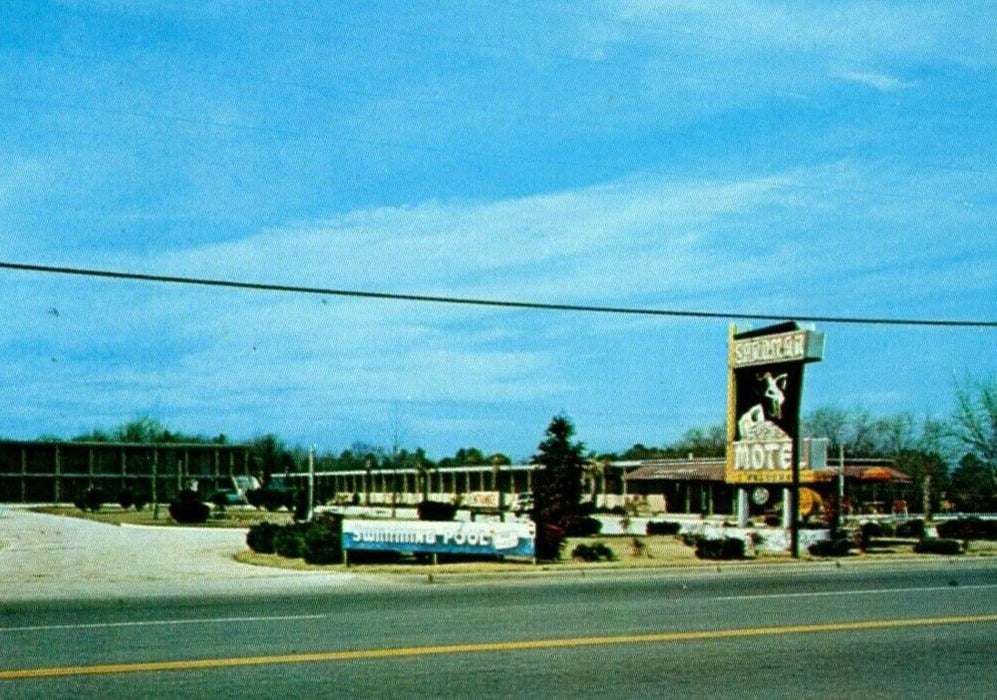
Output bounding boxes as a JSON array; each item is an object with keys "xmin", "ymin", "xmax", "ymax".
[{"xmin": 732, "ymin": 329, "xmax": 824, "ymax": 368}]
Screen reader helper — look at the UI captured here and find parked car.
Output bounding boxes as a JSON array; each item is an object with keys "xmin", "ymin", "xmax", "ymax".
[
  {"xmin": 212, "ymin": 475, "xmax": 261, "ymax": 506},
  {"xmin": 510, "ymin": 492, "xmax": 534, "ymax": 513}
]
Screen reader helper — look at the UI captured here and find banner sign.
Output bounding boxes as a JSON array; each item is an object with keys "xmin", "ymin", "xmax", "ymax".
[
  {"xmin": 726, "ymin": 323, "xmax": 824, "ymax": 484},
  {"xmin": 342, "ymin": 519, "xmax": 536, "ymax": 558}
]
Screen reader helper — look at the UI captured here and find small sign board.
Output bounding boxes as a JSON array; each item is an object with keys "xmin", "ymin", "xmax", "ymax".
[
  {"xmin": 464, "ymin": 491, "xmax": 501, "ymax": 509},
  {"xmin": 342, "ymin": 519, "xmax": 535, "ymax": 558}
]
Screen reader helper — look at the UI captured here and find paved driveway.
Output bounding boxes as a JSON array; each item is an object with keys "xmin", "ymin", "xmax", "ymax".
[{"xmin": 0, "ymin": 507, "xmax": 354, "ymax": 601}]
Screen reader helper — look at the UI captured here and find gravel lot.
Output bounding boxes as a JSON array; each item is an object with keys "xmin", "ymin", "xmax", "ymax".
[{"xmin": 0, "ymin": 506, "xmax": 355, "ymax": 601}]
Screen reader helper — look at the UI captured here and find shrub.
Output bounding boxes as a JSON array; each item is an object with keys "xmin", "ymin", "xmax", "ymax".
[
  {"xmin": 936, "ymin": 518, "xmax": 997, "ymax": 541},
  {"xmin": 132, "ymin": 491, "xmax": 148, "ymax": 511},
  {"xmin": 210, "ymin": 491, "xmax": 230, "ymax": 510},
  {"xmin": 247, "ymin": 521, "xmax": 281, "ymax": 554},
  {"xmin": 292, "ymin": 490, "xmax": 311, "ymax": 522},
  {"xmin": 168, "ymin": 489, "xmax": 210, "ymax": 524},
  {"xmin": 417, "ymin": 500, "xmax": 457, "ymax": 521},
  {"xmin": 83, "ymin": 487, "xmax": 106, "ymax": 512},
  {"xmin": 74, "ymin": 487, "xmax": 106, "ymax": 512},
  {"xmin": 914, "ymin": 538, "xmax": 963, "ymax": 555},
  {"xmin": 118, "ymin": 488, "xmax": 135, "ymax": 510},
  {"xmin": 302, "ymin": 515, "xmax": 344, "ymax": 565},
  {"xmin": 274, "ymin": 525, "xmax": 306, "ymax": 558},
  {"xmin": 808, "ymin": 538, "xmax": 853, "ymax": 557},
  {"xmin": 563, "ymin": 515, "xmax": 602, "ymax": 537},
  {"xmin": 895, "ymin": 519, "xmax": 926, "ymax": 539},
  {"xmin": 646, "ymin": 520, "xmax": 682, "ymax": 536},
  {"xmin": 571, "ymin": 542, "xmax": 615, "ymax": 562},
  {"xmin": 858, "ymin": 521, "xmax": 888, "ymax": 550},
  {"xmin": 245, "ymin": 488, "xmax": 264, "ymax": 509},
  {"xmin": 694, "ymin": 536, "xmax": 747, "ymax": 560}
]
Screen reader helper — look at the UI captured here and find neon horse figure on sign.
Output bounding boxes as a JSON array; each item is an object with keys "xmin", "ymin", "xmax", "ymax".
[
  {"xmin": 737, "ymin": 371, "xmax": 790, "ymax": 441},
  {"xmin": 759, "ymin": 371, "xmax": 788, "ymax": 420}
]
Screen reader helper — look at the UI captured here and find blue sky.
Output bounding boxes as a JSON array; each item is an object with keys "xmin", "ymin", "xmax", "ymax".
[{"xmin": 1, "ymin": 1, "xmax": 994, "ymax": 460}]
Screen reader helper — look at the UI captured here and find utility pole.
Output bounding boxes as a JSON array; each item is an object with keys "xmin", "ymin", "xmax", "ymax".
[
  {"xmin": 307, "ymin": 445, "xmax": 315, "ymax": 522},
  {"xmin": 835, "ymin": 444, "xmax": 845, "ymax": 535}
]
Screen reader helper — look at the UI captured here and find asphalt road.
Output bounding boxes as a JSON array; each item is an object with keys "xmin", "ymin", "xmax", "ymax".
[{"xmin": 3, "ymin": 560, "xmax": 996, "ymax": 699}]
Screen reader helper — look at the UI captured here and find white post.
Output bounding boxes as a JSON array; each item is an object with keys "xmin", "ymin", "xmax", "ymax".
[{"xmin": 737, "ymin": 488, "xmax": 749, "ymax": 527}]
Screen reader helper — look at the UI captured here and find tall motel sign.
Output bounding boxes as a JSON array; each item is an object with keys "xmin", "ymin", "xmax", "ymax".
[{"xmin": 725, "ymin": 321, "xmax": 825, "ymax": 557}]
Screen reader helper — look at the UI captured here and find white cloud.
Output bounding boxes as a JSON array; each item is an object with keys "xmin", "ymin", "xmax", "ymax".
[
  {"xmin": 7, "ymin": 160, "xmax": 994, "ymax": 453},
  {"xmin": 839, "ymin": 71, "xmax": 915, "ymax": 92}
]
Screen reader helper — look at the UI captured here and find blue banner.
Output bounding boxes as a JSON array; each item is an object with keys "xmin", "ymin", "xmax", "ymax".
[{"xmin": 342, "ymin": 519, "xmax": 535, "ymax": 558}]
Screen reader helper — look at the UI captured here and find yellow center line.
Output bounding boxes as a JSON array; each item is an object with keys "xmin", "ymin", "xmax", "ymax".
[{"xmin": 4, "ymin": 614, "xmax": 996, "ymax": 681}]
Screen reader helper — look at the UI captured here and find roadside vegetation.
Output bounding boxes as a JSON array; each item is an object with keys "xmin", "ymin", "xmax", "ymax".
[{"xmin": 33, "ymin": 504, "xmax": 293, "ymax": 529}]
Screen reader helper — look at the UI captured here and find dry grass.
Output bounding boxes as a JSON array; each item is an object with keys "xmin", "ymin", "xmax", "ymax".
[
  {"xmin": 31, "ymin": 505, "xmax": 293, "ymax": 528},
  {"xmin": 233, "ymin": 535, "xmax": 789, "ymax": 575}
]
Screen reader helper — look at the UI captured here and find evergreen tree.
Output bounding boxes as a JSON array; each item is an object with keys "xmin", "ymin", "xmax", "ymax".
[{"xmin": 532, "ymin": 414, "xmax": 586, "ymax": 559}]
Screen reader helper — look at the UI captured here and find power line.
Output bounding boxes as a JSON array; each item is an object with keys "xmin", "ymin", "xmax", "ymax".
[{"xmin": 2, "ymin": 261, "xmax": 993, "ymax": 329}]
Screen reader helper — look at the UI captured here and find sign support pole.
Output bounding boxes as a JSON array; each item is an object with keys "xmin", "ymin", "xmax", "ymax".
[{"xmin": 790, "ymin": 430, "xmax": 801, "ymax": 558}]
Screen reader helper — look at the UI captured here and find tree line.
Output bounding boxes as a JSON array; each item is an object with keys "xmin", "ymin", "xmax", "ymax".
[{"xmin": 52, "ymin": 376, "xmax": 997, "ymax": 512}]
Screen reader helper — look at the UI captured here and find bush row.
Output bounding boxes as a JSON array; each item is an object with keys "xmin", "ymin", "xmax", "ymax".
[
  {"xmin": 246, "ymin": 514, "xmax": 344, "ymax": 565},
  {"xmin": 74, "ymin": 487, "xmax": 149, "ymax": 512}
]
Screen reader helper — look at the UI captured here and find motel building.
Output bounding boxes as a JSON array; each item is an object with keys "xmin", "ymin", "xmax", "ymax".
[
  {"xmin": 309, "ymin": 451, "xmax": 912, "ymax": 521},
  {"xmin": 0, "ymin": 439, "xmax": 912, "ymax": 520}
]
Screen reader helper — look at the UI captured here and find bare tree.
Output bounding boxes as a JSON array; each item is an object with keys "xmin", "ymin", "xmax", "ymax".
[{"xmin": 949, "ymin": 376, "xmax": 997, "ymax": 485}]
